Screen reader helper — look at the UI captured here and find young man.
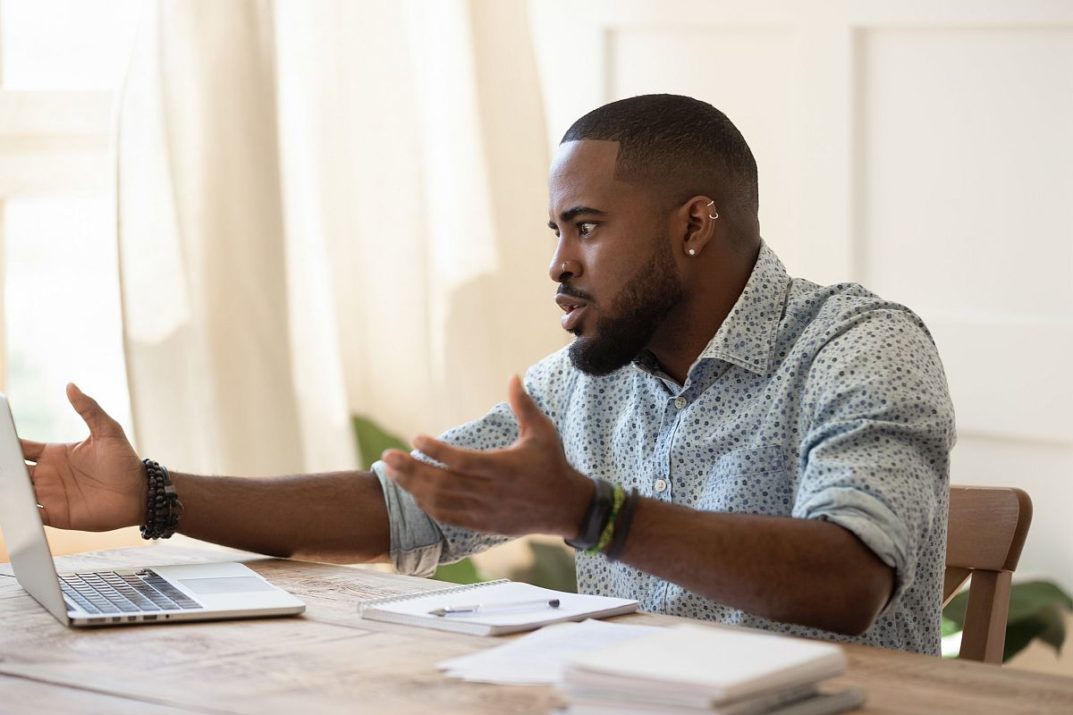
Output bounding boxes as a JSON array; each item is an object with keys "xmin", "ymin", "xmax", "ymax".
[{"xmin": 22, "ymin": 95, "xmax": 954, "ymax": 654}]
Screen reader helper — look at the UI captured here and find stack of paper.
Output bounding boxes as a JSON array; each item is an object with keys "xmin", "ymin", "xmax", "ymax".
[
  {"xmin": 438, "ymin": 619, "xmax": 659, "ymax": 685},
  {"xmin": 560, "ymin": 624, "xmax": 865, "ymax": 715}
]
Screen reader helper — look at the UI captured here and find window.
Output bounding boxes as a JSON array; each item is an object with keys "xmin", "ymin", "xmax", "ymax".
[{"xmin": 0, "ymin": 0, "xmax": 139, "ymax": 441}]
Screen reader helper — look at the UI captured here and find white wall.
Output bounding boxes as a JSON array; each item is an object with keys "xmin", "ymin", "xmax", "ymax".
[{"xmin": 529, "ymin": 0, "xmax": 1073, "ymax": 593}]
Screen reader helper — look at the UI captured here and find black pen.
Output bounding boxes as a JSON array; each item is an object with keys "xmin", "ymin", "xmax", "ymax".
[{"xmin": 429, "ymin": 598, "xmax": 561, "ymax": 617}]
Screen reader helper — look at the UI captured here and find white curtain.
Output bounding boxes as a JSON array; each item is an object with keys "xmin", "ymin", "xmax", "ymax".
[{"xmin": 117, "ymin": 0, "xmax": 562, "ymax": 476}]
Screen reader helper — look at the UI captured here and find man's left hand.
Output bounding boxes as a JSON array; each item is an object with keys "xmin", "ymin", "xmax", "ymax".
[{"xmin": 381, "ymin": 375, "xmax": 593, "ymax": 538}]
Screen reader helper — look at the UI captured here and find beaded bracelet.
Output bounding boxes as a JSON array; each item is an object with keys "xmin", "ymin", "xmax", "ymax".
[{"xmin": 140, "ymin": 458, "xmax": 183, "ymax": 540}]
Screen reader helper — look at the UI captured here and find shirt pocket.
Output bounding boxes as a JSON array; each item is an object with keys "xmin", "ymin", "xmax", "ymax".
[{"xmin": 697, "ymin": 444, "xmax": 796, "ymax": 517}]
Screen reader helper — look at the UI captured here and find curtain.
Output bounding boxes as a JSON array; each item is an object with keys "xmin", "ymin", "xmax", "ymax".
[{"xmin": 117, "ymin": 0, "xmax": 562, "ymax": 477}]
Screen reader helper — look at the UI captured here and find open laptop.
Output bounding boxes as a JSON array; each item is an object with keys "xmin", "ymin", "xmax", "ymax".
[{"xmin": 0, "ymin": 392, "xmax": 305, "ymax": 626}]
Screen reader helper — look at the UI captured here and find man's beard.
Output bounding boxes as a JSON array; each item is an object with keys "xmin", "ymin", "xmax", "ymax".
[{"xmin": 568, "ymin": 240, "xmax": 684, "ymax": 376}]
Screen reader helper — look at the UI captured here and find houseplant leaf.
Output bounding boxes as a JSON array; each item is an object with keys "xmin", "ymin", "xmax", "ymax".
[{"xmin": 942, "ymin": 579, "xmax": 1073, "ymax": 662}]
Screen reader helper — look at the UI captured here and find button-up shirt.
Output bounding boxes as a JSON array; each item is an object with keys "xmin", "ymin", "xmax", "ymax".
[{"xmin": 373, "ymin": 242, "xmax": 955, "ymax": 654}]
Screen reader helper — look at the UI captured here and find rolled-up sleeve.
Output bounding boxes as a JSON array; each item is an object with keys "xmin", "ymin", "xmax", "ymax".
[
  {"xmin": 373, "ymin": 459, "xmax": 449, "ymax": 576},
  {"xmin": 373, "ymin": 403, "xmax": 518, "ymax": 575},
  {"xmin": 793, "ymin": 308, "xmax": 956, "ymax": 609}
]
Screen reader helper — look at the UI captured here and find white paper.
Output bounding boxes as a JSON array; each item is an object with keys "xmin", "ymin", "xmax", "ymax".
[
  {"xmin": 437, "ymin": 619, "xmax": 659, "ymax": 685},
  {"xmin": 565, "ymin": 623, "xmax": 847, "ymax": 703}
]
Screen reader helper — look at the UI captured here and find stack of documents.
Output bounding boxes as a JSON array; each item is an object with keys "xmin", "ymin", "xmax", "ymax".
[
  {"xmin": 438, "ymin": 619, "xmax": 659, "ymax": 685},
  {"xmin": 560, "ymin": 624, "xmax": 865, "ymax": 715}
]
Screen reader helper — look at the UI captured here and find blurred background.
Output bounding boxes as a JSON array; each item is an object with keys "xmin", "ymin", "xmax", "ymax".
[{"xmin": 0, "ymin": 0, "xmax": 1070, "ymax": 673}]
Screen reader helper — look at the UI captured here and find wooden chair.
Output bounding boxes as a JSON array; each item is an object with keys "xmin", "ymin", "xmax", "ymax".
[{"xmin": 943, "ymin": 485, "xmax": 1032, "ymax": 664}]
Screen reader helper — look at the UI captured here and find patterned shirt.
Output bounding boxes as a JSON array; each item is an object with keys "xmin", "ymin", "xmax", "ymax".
[{"xmin": 373, "ymin": 242, "xmax": 956, "ymax": 654}]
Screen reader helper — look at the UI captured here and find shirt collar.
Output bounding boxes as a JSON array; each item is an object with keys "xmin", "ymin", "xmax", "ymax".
[
  {"xmin": 697, "ymin": 241, "xmax": 789, "ymax": 376},
  {"xmin": 633, "ymin": 241, "xmax": 790, "ymax": 380}
]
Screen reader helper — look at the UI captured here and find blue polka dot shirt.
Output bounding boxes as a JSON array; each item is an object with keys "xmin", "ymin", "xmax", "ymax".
[{"xmin": 374, "ymin": 242, "xmax": 956, "ymax": 654}]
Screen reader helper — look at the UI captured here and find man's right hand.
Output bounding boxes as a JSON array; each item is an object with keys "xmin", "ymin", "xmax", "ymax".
[{"xmin": 20, "ymin": 384, "xmax": 146, "ymax": 532}]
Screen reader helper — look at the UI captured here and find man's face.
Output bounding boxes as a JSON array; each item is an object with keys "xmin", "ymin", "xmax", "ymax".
[{"xmin": 547, "ymin": 140, "xmax": 684, "ymax": 376}]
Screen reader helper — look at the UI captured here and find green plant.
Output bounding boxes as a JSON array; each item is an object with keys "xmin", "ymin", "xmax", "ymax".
[
  {"xmin": 942, "ymin": 580, "xmax": 1073, "ymax": 662},
  {"xmin": 509, "ymin": 541, "xmax": 577, "ymax": 593}
]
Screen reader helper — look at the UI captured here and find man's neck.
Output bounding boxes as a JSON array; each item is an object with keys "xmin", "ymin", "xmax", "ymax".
[{"xmin": 647, "ymin": 245, "xmax": 759, "ymax": 385}]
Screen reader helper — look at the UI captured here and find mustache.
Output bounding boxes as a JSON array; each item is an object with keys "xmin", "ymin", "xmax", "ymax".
[{"xmin": 556, "ymin": 284, "xmax": 593, "ymax": 302}]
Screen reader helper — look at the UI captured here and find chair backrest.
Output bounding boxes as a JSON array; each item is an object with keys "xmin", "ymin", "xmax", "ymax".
[{"xmin": 944, "ymin": 485, "xmax": 1032, "ymax": 664}]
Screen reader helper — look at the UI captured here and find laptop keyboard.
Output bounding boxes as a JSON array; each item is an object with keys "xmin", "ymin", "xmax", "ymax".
[{"xmin": 60, "ymin": 570, "xmax": 203, "ymax": 615}]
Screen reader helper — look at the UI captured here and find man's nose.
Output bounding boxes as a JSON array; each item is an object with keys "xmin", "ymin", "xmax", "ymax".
[{"xmin": 549, "ymin": 243, "xmax": 582, "ymax": 283}]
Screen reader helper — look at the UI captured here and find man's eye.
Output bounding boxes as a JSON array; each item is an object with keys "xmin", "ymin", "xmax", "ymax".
[{"xmin": 578, "ymin": 222, "xmax": 597, "ymax": 236}]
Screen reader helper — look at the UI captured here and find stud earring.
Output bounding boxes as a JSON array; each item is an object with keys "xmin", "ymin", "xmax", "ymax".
[
  {"xmin": 706, "ymin": 200, "xmax": 719, "ymax": 220},
  {"xmin": 688, "ymin": 248, "xmax": 696, "ymax": 256}
]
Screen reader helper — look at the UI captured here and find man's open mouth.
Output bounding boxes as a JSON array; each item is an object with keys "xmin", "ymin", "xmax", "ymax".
[{"xmin": 555, "ymin": 293, "xmax": 589, "ymax": 333}]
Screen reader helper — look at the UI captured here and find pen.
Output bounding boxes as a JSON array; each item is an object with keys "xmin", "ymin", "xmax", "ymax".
[{"xmin": 429, "ymin": 598, "xmax": 561, "ymax": 617}]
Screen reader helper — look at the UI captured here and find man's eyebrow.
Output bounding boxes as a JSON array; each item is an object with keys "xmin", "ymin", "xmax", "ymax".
[{"xmin": 547, "ymin": 206, "xmax": 607, "ymax": 229}]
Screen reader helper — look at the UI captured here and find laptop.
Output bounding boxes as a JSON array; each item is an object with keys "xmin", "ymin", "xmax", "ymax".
[{"xmin": 0, "ymin": 392, "xmax": 305, "ymax": 626}]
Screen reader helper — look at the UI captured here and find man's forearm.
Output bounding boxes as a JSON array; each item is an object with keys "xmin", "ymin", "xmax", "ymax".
[
  {"xmin": 170, "ymin": 470, "xmax": 391, "ymax": 563},
  {"xmin": 617, "ymin": 499, "xmax": 894, "ymax": 635}
]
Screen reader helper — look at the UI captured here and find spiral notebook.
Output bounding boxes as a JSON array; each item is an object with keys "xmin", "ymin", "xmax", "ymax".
[{"xmin": 357, "ymin": 579, "xmax": 639, "ymax": 636}]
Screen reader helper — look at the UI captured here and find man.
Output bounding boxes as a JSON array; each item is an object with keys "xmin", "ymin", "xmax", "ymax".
[{"xmin": 22, "ymin": 94, "xmax": 954, "ymax": 654}]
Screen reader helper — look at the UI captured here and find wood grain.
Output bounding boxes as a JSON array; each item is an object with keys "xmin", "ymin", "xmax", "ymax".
[{"xmin": 1, "ymin": 539, "xmax": 1071, "ymax": 714}]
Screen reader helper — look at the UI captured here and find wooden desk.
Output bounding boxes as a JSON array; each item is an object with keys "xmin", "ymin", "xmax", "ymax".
[{"xmin": 1, "ymin": 540, "xmax": 1071, "ymax": 714}]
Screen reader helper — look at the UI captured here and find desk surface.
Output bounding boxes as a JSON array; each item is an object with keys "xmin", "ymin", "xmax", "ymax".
[{"xmin": 1, "ymin": 540, "xmax": 1071, "ymax": 714}]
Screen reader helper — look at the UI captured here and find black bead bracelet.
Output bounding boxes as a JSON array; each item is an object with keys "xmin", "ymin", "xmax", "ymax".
[{"xmin": 140, "ymin": 458, "xmax": 183, "ymax": 540}]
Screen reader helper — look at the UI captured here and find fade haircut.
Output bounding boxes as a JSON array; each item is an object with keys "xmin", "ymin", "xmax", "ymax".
[{"xmin": 561, "ymin": 94, "xmax": 759, "ymax": 239}]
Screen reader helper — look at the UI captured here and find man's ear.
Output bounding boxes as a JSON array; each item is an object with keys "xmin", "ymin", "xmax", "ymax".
[{"xmin": 678, "ymin": 195, "xmax": 719, "ymax": 258}]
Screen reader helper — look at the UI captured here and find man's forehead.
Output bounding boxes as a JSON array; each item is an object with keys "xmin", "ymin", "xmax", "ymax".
[
  {"xmin": 548, "ymin": 140, "xmax": 622, "ymax": 212},
  {"xmin": 550, "ymin": 139, "xmax": 620, "ymax": 182}
]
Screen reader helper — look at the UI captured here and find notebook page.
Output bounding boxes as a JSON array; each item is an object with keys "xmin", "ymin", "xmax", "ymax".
[{"xmin": 366, "ymin": 581, "xmax": 635, "ymax": 629}]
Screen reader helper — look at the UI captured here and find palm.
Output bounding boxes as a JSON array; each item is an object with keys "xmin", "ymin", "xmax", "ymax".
[{"xmin": 22, "ymin": 385, "xmax": 144, "ymax": 532}]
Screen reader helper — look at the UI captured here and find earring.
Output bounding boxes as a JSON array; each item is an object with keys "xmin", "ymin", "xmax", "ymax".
[
  {"xmin": 688, "ymin": 248, "xmax": 696, "ymax": 256},
  {"xmin": 706, "ymin": 200, "xmax": 719, "ymax": 220}
]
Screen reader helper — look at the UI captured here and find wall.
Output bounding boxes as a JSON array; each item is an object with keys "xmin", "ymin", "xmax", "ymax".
[{"xmin": 529, "ymin": 0, "xmax": 1073, "ymax": 595}]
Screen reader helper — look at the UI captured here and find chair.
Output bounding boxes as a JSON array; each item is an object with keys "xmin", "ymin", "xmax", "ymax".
[{"xmin": 943, "ymin": 485, "xmax": 1033, "ymax": 664}]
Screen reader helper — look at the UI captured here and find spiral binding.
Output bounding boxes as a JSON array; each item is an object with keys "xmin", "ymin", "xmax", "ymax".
[{"xmin": 356, "ymin": 579, "xmax": 511, "ymax": 615}]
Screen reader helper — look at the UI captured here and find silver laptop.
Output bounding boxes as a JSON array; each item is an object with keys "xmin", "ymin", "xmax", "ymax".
[{"xmin": 0, "ymin": 393, "xmax": 305, "ymax": 626}]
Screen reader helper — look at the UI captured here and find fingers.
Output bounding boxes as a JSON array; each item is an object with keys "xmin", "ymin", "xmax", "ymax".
[
  {"xmin": 383, "ymin": 448, "xmax": 460, "ymax": 483},
  {"xmin": 66, "ymin": 382, "xmax": 124, "ymax": 439},
  {"xmin": 507, "ymin": 374, "xmax": 550, "ymax": 438},
  {"xmin": 20, "ymin": 438, "xmax": 46, "ymax": 462},
  {"xmin": 383, "ymin": 449, "xmax": 455, "ymax": 497},
  {"xmin": 381, "ymin": 450, "xmax": 485, "ymax": 528},
  {"xmin": 409, "ymin": 435, "xmax": 490, "ymax": 475}
]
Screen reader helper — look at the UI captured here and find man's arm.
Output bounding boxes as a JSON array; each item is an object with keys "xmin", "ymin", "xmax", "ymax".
[
  {"xmin": 167, "ymin": 471, "xmax": 390, "ymax": 563},
  {"xmin": 22, "ymin": 383, "xmax": 391, "ymax": 563},
  {"xmin": 615, "ymin": 501, "xmax": 893, "ymax": 635},
  {"xmin": 384, "ymin": 375, "xmax": 894, "ymax": 636}
]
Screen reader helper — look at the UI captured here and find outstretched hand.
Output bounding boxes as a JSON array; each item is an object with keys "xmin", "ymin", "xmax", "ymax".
[
  {"xmin": 381, "ymin": 375, "xmax": 593, "ymax": 538},
  {"xmin": 20, "ymin": 384, "xmax": 146, "ymax": 531}
]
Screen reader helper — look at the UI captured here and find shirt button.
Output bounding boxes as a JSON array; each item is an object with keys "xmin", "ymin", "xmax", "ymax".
[
  {"xmin": 674, "ymin": 397, "xmax": 686, "ymax": 409},
  {"xmin": 654, "ymin": 479, "xmax": 668, "ymax": 493}
]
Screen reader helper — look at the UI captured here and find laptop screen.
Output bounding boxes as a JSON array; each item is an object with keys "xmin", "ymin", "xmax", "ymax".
[{"xmin": 0, "ymin": 393, "xmax": 69, "ymax": 623}]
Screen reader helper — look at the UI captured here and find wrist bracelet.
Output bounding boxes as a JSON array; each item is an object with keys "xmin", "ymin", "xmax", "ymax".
[
  {"xmin": 590, "ymin": 484, "xmax": 626, "ymax": 554},
  {"xmin": 565, "ymin": 479, "xmax": 614, "ymax": 551},
  {"xmin": 140, "ymin": 458, "xmax": 183, "ymax": 540},
  {"xmin": 605, "ymin": 488, "xmax": 639, "ymax": 561}
]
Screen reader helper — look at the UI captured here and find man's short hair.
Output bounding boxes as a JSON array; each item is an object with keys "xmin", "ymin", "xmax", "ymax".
[{"xmin": 562, "ymin": 94, "xmax": 759, "ymax": 235}]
